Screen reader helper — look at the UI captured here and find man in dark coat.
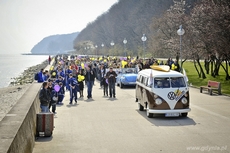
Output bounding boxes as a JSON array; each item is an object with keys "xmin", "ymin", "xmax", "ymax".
[
  {"xmin": 85, "ymin": 65, "xmax": 95, "ymax": 99},
  {"xmin": 106, "ymin": 67, "xmax": 117, "ymax": 98},
  {"xmin": 39, "ymin": 82, "xmax": 50, "ymax": 112}
]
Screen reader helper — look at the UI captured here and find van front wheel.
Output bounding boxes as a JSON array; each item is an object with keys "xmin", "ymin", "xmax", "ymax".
[
  {"xmin": 146, "ymin": 109, "xmax": 153, "ymax": 118},
  {"xmin": 138, "ymin": 103, "xmax": 144, "ymax": 111}
]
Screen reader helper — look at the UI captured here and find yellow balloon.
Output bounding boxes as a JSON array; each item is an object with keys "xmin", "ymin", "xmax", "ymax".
[
  {"xmin": 50, "ymin": 66, "xmax": 54, "ymax": 71},
  {"xmin": 78, "ymin": 75, "xmax": 85, "ymax": 81},
  {"xmin": 81, "ymin": 75, "xmax": 85, "ymax": 80},
  {"xmin": 81, "ymin": 63, "xmax": 84, "ymax": 69}
]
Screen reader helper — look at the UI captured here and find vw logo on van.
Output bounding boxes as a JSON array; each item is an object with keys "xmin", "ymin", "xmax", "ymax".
[{"xmin": 168, "ymin": 92, "xmax": 176, "ymax": 100}]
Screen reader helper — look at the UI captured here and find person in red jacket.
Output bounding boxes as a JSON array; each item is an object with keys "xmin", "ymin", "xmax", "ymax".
[{"xmin": 48, "ymin": 55, "xmax": 51, "ymax": 65}]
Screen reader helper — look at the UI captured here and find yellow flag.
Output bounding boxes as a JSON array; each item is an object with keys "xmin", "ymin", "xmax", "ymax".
[{"xmin": 121, "ymin": 60, "xmax": 127, "ymax": 68}]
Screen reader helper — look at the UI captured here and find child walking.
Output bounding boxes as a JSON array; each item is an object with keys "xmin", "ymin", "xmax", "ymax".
[
  {"xmin": 57, "ymin": 82, "xmax": 65, "ymax": 105},
  {"xmin": 102, "ymin": 76, "xmax": 108, "ymax": 96}
]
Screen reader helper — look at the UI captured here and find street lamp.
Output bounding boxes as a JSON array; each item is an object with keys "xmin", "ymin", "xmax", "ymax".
[
  {"xmin": 84, "ymin": 47, "xmax": 87, "ymax": 55},
  {"xmin": 101, "ymin": 43, "xmax": 104, "ymax": 56},
  {"xmin": 123, "ymin": 38, "xmax": 127, "ymax": 57},
  {"xmin": 110, "ymin": 41, "xmax": 115, "ymax": 56},
  {"xmin": 177, "ymin": 25, "xmax": 185, "ymax": 72},
  {"xmin": 95, "ymin": 45, "xmax": 98, "ymax": 56},
  {"xmin": 141, "ymin": 34, "xmax": 147, "ymax": 59}
]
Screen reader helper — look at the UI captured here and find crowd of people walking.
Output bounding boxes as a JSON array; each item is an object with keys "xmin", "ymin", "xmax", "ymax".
[{"xmin": 38, "ymin": 54, "xmax": 180, "ymax": 113}]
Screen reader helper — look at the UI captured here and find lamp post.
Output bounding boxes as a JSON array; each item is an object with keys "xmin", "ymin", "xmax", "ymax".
[
  {"xmin": 95, "ymin": 45, "xmax": 98, "ymax": 57},
  {"xmin": 141, "ymin": 34, "xmax": 147, "ymax": 59},
  {"xmin": 101, "ymin": 43, "xmax": 104, "ymax": 56},
  {"xmin": 84, "ymin": 47, "xmax": 87, "ymax": 55},
  {"xmin": 110, "ymin": 41, "xmax": 115, "ymax": 56},
  {"xmin": 123, "ymin": 38, "xmax": 127, "ymax": 57},
  {"xmin": 87, "ymin": 46, "xmax": 90, "ymax": 55},
  {"xmin": 177, "ymin": 25, "xmax": 185, "ymax": 72}
]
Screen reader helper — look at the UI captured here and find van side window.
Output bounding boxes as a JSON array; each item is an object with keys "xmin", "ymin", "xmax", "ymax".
[
  {"xmin": 141, "ymin": 76, "xmax": 146, "ymax": 84},
  {"xmin": 140, "ymin": 76, "xmax": 143, "ymax": 83},
  {"xmin": 137, "ymin": 75, "xmax": 141, "ymax": 82},
  {"xmin": 145, "ymin": 78, "xmax": 149, "ymax": 86}
]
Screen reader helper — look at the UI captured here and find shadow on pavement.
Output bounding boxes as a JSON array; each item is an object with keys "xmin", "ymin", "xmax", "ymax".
[
  {"xmin": 117, "ymin": 86, "xmax": 136, "ymax": 90},
  {"xmin": 35, "ymin": 136, "xmax": 53, "ymax": 142},
  {"xmin": 66, "ymin": 103, "xmax": 78, "ymax": 107},
  {"xmin": 84, "ymin": 98, "xmax": 95, "ymax": 102},
  {"xmin": 136, "ymin": 110, "xmax": 196, "ymax": 127}
]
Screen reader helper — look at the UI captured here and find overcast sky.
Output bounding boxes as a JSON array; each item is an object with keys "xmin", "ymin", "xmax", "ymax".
[{"xmin": 0, "ymin": 0, "xmax": 118, "ymax": 54}]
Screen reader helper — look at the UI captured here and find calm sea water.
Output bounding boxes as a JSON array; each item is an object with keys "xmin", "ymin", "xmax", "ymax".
[{"xmin": 0, "ymin": 54, "xmax": 49, "ymax": 88}]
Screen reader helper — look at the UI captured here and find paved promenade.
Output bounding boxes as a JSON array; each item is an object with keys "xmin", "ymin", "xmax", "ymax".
[{"xmin": 33, "ymin": 81, "xmax": 230, "ymax": 153}]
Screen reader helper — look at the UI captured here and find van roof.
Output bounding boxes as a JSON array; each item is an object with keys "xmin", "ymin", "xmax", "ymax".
[{"xmin": 138, "ymin": 69, "xmax": 184, "ymax": 78}]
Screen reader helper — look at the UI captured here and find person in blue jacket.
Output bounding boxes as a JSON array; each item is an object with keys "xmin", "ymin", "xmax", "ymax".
[
  {"xmin": 37, "ymin": 68, "xmax": 44, "ymax": 83},
  {"xmin": 43, "ymin": 70, "xmax": 50, "ymax": 81},
  {"xmin": 57, "ymin": 68, "xmax": 65, "ymax": 79},
  {"xmin": 65, "ymin": 66, "xmax": 72, "ymax": 91},
  {"xmin": 55, "ymin": 76, "xmax": 65, "ymax": 85},
  {"xmin": 57, "ymin": 82, "xmax": 65, "ymax": 105},
  {"xmin": 68, "ymin": 73, "xmax": 78, "ymax": 104}
]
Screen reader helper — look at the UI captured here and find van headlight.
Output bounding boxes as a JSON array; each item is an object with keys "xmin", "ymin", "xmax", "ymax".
[
  {"xmin": 154, "ymin": 94, "xmax": 158, "ymax": 99},
  {"xmin": 184, "ymin": 93, "xmax": 188, "ymax": 97},
  {"xmin": 155, "ymin": 98, "xmax": 162, "ymax": 105},
  {"xmin": 181, "ymin": 97, "xmax": 188, "ymax": 104}
]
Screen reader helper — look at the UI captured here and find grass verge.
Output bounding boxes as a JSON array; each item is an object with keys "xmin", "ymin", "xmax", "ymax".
[{"xmin": 183, "ymin": 61, "xmax": 230, "ymax": 96}]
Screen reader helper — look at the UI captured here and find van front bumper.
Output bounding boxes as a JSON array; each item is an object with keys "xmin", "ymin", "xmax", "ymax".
[{"xmin": 148, "ymin": 108, "xmax": 191, "ymax": 114}]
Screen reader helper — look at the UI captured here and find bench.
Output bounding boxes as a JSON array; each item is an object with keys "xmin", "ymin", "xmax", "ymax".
[{"xmin": 200, "ymin": 80, "xmax": 221, "ymax": 95}]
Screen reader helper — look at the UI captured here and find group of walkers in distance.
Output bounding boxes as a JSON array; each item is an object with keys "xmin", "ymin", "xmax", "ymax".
[{"xmin": 38, "ymin": 54, "xmax": 180, "ymax": 113}]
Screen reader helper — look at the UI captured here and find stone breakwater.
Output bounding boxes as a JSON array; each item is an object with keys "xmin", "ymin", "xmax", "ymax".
[{"xmin": 9, "ymin": 60, "xmax": 48, "ymax": 86}]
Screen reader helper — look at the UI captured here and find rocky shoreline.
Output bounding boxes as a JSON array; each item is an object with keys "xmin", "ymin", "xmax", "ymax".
[
  {"xmin": 9, "ymin": 60, "xmax": 49, "ymax": 86},
  {"xmin": 0, "ymin": 60, "xmax": 49, "ymax": 122}
]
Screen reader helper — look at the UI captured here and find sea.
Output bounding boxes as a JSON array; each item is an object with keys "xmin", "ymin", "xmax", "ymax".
[{"xmin": 0, "ymin": 54, "xmax": 49, "ymax": 88}]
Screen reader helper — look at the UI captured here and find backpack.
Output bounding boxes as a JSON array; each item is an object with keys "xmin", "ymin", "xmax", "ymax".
[{"xmin": 34, "ymin": 73, "xmax": 39, "ymax": 80}]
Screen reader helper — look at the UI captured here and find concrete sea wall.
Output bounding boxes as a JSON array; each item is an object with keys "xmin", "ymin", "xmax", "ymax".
[
  {"xmin": 0, "ymin": 59, "xmax": 54, "ymax": 153},
  {"xmin": 0, "ymin": 83, "xmax": 42, "ymax": 153}
]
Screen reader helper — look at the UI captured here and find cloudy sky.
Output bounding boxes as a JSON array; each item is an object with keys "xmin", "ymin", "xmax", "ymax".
[{"xmin": 0, "ymin": 0, "xmax": 118, "ymax": 54}]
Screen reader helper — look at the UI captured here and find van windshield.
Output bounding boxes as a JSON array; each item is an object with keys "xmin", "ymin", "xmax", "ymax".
[
  {"xmin": 171, "ymin": 77, "xmax": 186, "ymax": 88},
  {"xmin": 154, "ymin": 77, "xmax": 186, "ymax": 88}
]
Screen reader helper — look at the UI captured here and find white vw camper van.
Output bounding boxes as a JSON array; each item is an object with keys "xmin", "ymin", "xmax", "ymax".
[{"xmin": 136, "ymin": 66, "xmax": 191, "ymax": 118}]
